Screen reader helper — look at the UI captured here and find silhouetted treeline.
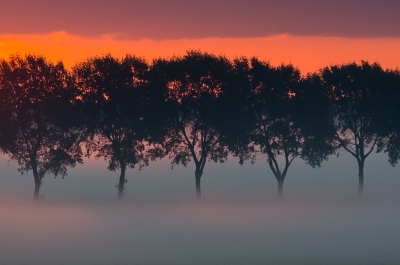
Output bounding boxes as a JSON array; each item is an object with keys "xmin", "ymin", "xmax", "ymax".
[{"xmin": 0, "ymin": 52, "xmax": 399, "ymax": 199}]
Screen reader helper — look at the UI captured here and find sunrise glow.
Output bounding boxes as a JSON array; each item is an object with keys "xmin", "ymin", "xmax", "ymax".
[{"xmin": 1, "ymin": 32, "xmax": 399, "ymax": 74}]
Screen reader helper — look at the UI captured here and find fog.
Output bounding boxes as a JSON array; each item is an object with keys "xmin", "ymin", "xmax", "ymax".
[{"xmin": 1, "ymin": 152, "xmax": 399, "ymax": 264}]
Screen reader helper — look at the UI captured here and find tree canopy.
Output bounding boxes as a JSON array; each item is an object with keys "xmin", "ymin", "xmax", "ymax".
[
  {"xmin": 0, "ymin": 54, "xmax": 82, "ymax": 199},
  {"xmin": 0, "ymin": 52, "xmax": 399, "ymax": 199}
]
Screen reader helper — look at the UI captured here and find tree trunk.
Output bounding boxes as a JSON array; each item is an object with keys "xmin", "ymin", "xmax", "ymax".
[
  {"xmin": 277, "ymin": 178, "xmax": 284, "ymax": 198},
  {"xmin": 32, "ymin": 166, "xmax": 41, "ymax": 200},
  {"xmin": 118, "ymin": 165, "xmax": 126, "ymax": 200},
  {"xmin": 34, "ymin": 179, "xmax": 41, "ymax": 200},
  {"xmin": 195, "ymin": 169, "xmax": 202, "ymax": 199},
  {"xmin": 358, "ymin": 160, "xmax": 364, "ymax": 197}
]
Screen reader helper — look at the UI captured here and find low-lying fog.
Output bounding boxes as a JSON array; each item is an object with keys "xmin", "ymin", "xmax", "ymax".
[{"xmin": 0, "ymin": 152, "xmax": 399, "ymax": 265}]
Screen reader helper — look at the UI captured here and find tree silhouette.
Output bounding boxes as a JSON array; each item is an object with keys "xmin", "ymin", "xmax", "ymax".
[
  {"xmin": 0, "ymin": 51, "xmax": 398, "ymax": 201},
  {"xmin": 293, "ymin": 73, "xmax": 337, "ymax": 169},
  {"xmin": 74, "ymin": 55, "xmax": 161, "ymax": 200},
  {"xmin": 157, "ymin": 51, "xmax": 231, "ymax": 198},
  {"xmin": 247, "ymin": 59, "xmax": 305, "ymax": 197},
  {"xmin": 217, "ymin": 57, "xmax": 256, "ymax": 164},
  {"xmin": 374, "ymin": 68, "xmax": 400, "ymax": 167},
  {"xmin": 0, "ymin": 54, "xmax": 83, "ymax": 199},
  {"xmin": 321, "ymin": 62, "xmax": 388, "ymax": 196}
]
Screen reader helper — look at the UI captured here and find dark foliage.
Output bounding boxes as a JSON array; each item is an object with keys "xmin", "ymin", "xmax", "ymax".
[
  {"xmin": 0, "ymin": 52, "xmax": 399, "ymax": 199},
  {"xmin": 0, "ymin": 54, "xmax": 83, "ymax": 199}
]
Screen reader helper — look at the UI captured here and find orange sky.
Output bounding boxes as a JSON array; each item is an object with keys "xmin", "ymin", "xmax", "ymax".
[{"xmin": 0, "ymin": 31, "xmax": 399, "ymax": 74}]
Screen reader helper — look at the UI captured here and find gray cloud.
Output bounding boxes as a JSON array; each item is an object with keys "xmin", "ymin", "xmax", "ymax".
[{"xmin": 0, "ymin": 0, "xmax": 399, "ymax": 39}]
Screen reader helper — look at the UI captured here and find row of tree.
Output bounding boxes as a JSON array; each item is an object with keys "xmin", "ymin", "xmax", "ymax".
[{"xmin": 0, "ymin": 52, "xmax": 399, "ymax": 200}]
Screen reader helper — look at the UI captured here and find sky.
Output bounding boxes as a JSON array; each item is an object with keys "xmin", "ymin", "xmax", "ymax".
[
  {"xmin": 1, "ymin": 0, "xmax": 400, "ymax": 73},
  {"xmin": 1, "ymin": 3, "xmax": 400, "ymax": 263}
]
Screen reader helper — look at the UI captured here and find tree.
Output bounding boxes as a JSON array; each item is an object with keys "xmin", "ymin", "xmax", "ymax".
[
  {"xmin": 320, "ymin": 62, "xmax": 388, "ymax": 196},
  {"xmin": 0, "ymin": 54, "xmax": 83, "ymax": 199},
  {"xmin": 247, "ymin": 59, "xmax": 304, "ymax": 197},
  {"xmin": 157, "ymin": 51, "xmax": 231, "ymax": 198},
  {"xmin": 237, "ymin": 59, "xmax": 335, "ymax": 197},
  {"xmin": 374, "ymin": 69, "xmax": 400, "ymax": 167},
  {"xmin": 293, "ymin": 74, "xmax": 337, "ymax": 169},
  {"xmin": 217, "ymin": 57, "xmax": 256, "ymax": 165},
  {"xmin": 73, "ymin": 54, "xmax": 161, "ymax": 200}
]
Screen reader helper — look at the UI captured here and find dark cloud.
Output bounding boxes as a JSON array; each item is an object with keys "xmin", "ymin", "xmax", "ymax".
[{"xmin": 1, "ymin": 0, "xmax": 399, "ymax": 39}]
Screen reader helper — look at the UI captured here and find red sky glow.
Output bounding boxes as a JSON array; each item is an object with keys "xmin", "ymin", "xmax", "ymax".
[
  {"xmin": 0, "ymin": 0, "xmax": 399, "ymax": 73},
  {"xmin": 1, "ymin": 32, "xmax": 399, "ymax": 74}
]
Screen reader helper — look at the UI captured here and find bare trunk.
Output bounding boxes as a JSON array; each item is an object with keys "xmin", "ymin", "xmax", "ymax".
[
  {"xmin": 277, "ymin": 178, "xmax": 284, "ymax": 198},
  {"xmin": 32, "ymin": 165, "xmax": 41, "ymax": 200},
  {"xmin": 118, "ymin": 165, "xmax": 126, "ymax": 200},
  {"xmin": 195, "ymin": 169, "xmax": 202, "ymax": 199},
  {"xmin": 34, "ymin": 179, "xmax": 41, "ymax": 200},
  {"xmin": 358, "ymin": 160, "xmax": 364, "ymax": 197}
]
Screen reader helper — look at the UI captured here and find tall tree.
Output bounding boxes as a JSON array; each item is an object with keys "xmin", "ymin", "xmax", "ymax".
[
  {"xmin": 73, "ymin": 55, "xmax": 161, "ymax": 200},
  {"xmin": 242, "ymin": 59, "xmax": 335, "ymax": 197},
  {"xmin": 321, "ymin": 62, "xmax": 388, "ymax": 196},
  {"xmin": 293, "ymin": 73, "xmax": 337, "ymax": 169},
  {"xmin": 374, "ymin": 69, "xmax": 400, "ymax": 167},
  {"xmin": 157, "ymin": 51, "xmax": 231, "ymax": 198},
  {"xmin": 0, "ymin": 54, "xmax": 83, "ymax": 199},
  {"xmin": 217, "ymin": 57, "xmax": 256, "ymax": 165},
  {"xmin": 248, "ymin": 59, "xmax": 303, "ymax": 197}
]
